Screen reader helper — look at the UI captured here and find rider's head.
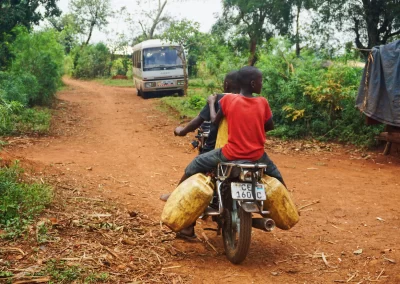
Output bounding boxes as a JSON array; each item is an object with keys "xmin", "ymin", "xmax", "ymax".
[
  {"xmin": 224, "ymin": 71, "xmax": 240, "ymax": 94},
  {"xmin": 238, "ymin": 66, "xmax": 263, "ymax": 94}
]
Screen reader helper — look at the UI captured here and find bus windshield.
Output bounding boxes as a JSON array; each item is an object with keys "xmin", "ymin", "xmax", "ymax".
[{"xmin": 142, "ymin": 46, "xmax": 183, "ymax": 70}]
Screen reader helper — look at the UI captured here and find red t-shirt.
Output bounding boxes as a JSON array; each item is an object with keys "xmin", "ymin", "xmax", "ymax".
[{"xmin": 219, "ymin": 94, "xmax": 272, "ymax": 161}]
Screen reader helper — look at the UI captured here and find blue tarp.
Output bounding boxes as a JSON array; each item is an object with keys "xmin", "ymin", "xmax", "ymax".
[{"xmin": 356, "ymin": 40, "xmax": 400, "ymax": 127}]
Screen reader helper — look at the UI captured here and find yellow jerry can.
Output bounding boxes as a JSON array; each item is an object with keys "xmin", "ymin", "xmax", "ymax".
[
  {"xmin": 161, "ymin": 173, "xmax": 214, "ymax": 232},
  {"xmin": 215, "ymin": 117, "xmax": 229, "ymax": 149},
  {"xmin": 261, "ymin": 175, "xmax": 299, "ymax": 230}
]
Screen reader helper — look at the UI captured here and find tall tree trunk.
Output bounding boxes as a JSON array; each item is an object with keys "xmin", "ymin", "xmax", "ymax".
[
  {"xmin": 248, "ymin": 38, "xmax": 257, "ymax": 66},
  {"xmin": 295, "ymin": 3, "xmax": 301, "ymax": 57},
  {"xmin": 149, "ymin": 0, "xmax": 167, "ymax": 39},
  {"xmin": 85, "ymin": 21, "xmax": 95, "ymax": 46}
]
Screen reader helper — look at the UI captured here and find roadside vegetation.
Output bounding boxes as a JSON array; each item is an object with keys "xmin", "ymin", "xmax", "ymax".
[{"xmin": 0, "ymin": 162, "xmax": 52, "ymax": 239}]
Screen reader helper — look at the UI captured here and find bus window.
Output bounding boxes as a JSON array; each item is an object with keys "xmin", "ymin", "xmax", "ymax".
[{"xmin": 142, "ymin": 47, "xmax": 183, "ymax": 70}]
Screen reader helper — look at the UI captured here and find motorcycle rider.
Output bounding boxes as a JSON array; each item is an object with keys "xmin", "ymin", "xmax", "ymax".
[{"xmin": 172, "ymin": 66, "xmax": 285, "ymax": 238}]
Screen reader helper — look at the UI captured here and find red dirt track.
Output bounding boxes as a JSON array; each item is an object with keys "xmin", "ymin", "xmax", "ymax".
[{"xmin": 5, "ymin": 78, "xmax": 400, "ymax": 283}]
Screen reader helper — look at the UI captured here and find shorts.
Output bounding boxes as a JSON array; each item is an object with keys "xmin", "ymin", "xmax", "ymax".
[{"xmin": 184, "ymin": 149, "xmax": 285, "ymax": 185}]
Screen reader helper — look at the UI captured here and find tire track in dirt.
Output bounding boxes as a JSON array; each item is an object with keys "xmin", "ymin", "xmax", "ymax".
[{"xmin": 13, "ymin": 78, "xmax": 400, "ymax": 283}]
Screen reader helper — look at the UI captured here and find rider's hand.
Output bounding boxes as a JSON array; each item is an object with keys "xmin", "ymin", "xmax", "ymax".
[
  {"xmin": 207, "ymin": 94, "xmax": 217, "ymax": 105},
  {"xmin": 174, "ymin": 126, "xmax": 185, "ymax": 136}
]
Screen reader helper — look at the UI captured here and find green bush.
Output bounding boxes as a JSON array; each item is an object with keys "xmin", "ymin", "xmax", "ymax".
[
  {"xmin": 126, "ymin": 64, "xmax": 133, "ymax": 79},
  {"xmin": 72, "ymin": 43, "xmax": 111, "ymax": 78},
  {"xmin": 0, "ymin": 162, "xmax": 52, "ymax": 238},
  {"xmin": 111, "ymin": 58, "xmax": 125, "ymax": 76},
  {"xmin": 63, "ymin": 54, "xmax": 74, "ymax": 76},
  {"xmin": 257, "ymin": 38, "xmax": 382, "ymax": 146},
  {"xmin": 0, "ymin": 71, "xmax": 39, "ymax": 105},
  {"xmin": 0, "ymin": 100, "xmax": 50, "ymax": 135},
  {"xmin": 10, "ymin": 27, "xmax": 64, "ymax": 105}
]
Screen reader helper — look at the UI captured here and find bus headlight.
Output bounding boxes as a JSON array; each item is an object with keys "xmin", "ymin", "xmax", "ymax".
[
  {"xmin": 177, "ymin": 80, "xmax": 185, "ymax": 86},
  {"xmin": 145, "ymin": 82, "xmax": 156, "ymax": 88}
]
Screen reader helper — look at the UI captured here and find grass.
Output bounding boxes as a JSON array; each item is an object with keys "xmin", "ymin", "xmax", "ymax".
[
  {"xmin": 160, "ymin": 87, "xmax": 210, "ymax": 118},
  {"xmin": 0, "ymin": 101, "xmax": 51, "ymax": 136},
  {"xmin": 95, "ymin": 78, "xmax": 134, "ymax": 88},
  {"xmin": 0, "ymin": 161, "xmax": 53, "ymax": 239}
]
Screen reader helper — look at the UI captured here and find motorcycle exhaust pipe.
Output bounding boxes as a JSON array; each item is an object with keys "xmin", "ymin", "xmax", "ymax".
[{"xmin": 252, "ymin": 218, "xmax": 275, "ymax": 232}]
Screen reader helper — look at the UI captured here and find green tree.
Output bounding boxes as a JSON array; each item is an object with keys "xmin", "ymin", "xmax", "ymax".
[
  {"xmin": 316, "ymin": 0, "xmax": 400, "ymax": 52},
  {"xmin": 220, "ymin": 0, "xmax": 292, "ymax": 65},
  {"xmin": 0, "ymin": 0, "xmax": 61, "ymax": 68},
  {"xmin": 162, "ymin": 20, "xmax": 203, "ymax": 96},
  {"xmin": 48, "ymin": 13, "xmax": 81, "ymax": 53},
  {"xmin": 72, "ymin": 43, "xmax": 110, "ymax": 78},
  {"xmin": 137, "ymin": 0, "xmax": 169, "ymax": 40},
  {"xmin": 291, "ymin": 0, "xmax": 317, "ymax": 57},
  {"xmin": 10, "ymin": 27, "xmax": 64, "ymax": 105},
  {"xmin": 69, "ymin": 0, "xmax": 112, "ymax": 46}
]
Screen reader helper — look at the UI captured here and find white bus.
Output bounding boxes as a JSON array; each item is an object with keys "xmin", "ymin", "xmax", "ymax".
[{"xmin": 132, "ymin": 39, "xmax": 186, "ymax": 99}]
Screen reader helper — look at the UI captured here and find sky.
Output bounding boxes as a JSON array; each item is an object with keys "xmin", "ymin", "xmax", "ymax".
[{"xmin": 56, "ymin": 0, "xmax": 223, "ymax": 43}]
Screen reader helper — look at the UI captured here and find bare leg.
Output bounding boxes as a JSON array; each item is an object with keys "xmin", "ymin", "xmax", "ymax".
[{"xmin": 159, "ymin": 173, "xmax": 189, "ymax": 201}]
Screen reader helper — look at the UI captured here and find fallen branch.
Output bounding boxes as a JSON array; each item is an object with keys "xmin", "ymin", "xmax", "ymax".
[
  {"xmin": 68, "ymin": 197, "xmax": 104, "ymax": 202},
  {"xmin": 161, "ymin": 266, "xmax": 181, "ymax": 270},
  {"xmin": 321, "ymin": 252, "xmax": 338, "ymax": 269},
  {"xmin": 0, "ymin": 247, "xmax": 26, "ymax": 255},
  {"xmin": 104, "ymin": 246, "xmax": 122, "ymax": 260},
  {"xmin": 14, "ymin": 277, "xmax": 51, "ymax": 284},
  {"xmin": 201, "ymin": 232, "xmax": 218, "ymax": 254},
  {"xmin": 298, "ymin": 200, "xmax": 320, "ymax": 211},
  {"xmin": 376, "ymin": 269, "xmax": 384, "ymax": 281},
  {"xmin": 347, "ymin": 272, "xmax": 358, "ymax": 282}
]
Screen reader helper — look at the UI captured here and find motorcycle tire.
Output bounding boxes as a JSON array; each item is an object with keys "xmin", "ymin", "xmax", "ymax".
[{"xmin": 222, "ymin": 203, "xmax": 252, "ymax": 264}]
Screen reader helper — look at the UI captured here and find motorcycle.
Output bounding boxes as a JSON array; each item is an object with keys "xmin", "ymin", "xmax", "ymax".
[{"xmin": 191, "ymin": 124, "xmax": 276, "ymax": 264}]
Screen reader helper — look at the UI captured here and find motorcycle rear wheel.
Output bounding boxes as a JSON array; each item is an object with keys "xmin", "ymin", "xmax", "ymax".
[{"xmin": 222, "ymin": 203, "xmax": 252, "ymax": 264}]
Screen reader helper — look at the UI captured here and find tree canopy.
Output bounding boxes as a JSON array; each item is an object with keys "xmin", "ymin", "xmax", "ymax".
[
  {"xmin": 0, "ymin": 0, "xmax": 61, "ymax": 68},
  {"xmin": 218, "ymin": 0, "xmax": 292, "ymax": 65},
  {"xmin": 316, "ymin": 0, "xmax": 400, "ymax": 51},
  {"xmin": 69, "ymin": 0, "xmax": 112, "ymax": 46}
]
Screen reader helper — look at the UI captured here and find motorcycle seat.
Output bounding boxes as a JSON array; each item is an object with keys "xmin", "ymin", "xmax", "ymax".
[{"xmin": 219, "ymin": 160, "xmax": 267, "ymax": 169}]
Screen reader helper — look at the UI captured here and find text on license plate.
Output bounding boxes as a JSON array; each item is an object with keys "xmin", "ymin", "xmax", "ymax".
[
  {"xmin": 231, "ymin": 183, "xmax": 266, "ymax": 200},
  {"xmin": 157, "ymin": 80, "xmax": 174, "ymax": 86}
]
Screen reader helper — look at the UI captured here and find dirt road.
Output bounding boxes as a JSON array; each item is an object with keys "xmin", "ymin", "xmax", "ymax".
[{"xmin": 7, "ymin": 78, "xmax": 400, "ymax": 283}]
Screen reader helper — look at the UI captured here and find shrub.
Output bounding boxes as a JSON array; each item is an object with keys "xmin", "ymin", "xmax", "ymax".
[
  {"xmin": 0, "ymin": 100, "xmax": 50, "ymax": 135},
  {"xmin": 111, "ymin": 58, "xmax": 125, "ymax": 76},
  {"xmin": 10, "ymin": 27, "xmax": 64, "ymax": 105},
  {"xmin": 257, "ymin": 38, "xmax": 381, "ymax": 146},
  {"xmin": 0, "ymin": 71, "xmax": 39, "ymax": 105},
  {"xmin": 63, "ymin": 54, "xmax": 74, "ymax": 76},
  {"xmin": 0, "ymin": 162, "xmax": 52, "ymax": 238},
  {"xmin": 72, "ymin": 43, "xmax": 111, "ymax": 78}
]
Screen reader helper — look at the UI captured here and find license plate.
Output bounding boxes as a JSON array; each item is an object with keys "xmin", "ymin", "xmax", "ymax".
[
  {"xmin": 231, "ymin": 183, "xmax": 266, "ymax": 200},
  {"xmin": 157, "ymin": 80, "xmax": 174, "ymax": 87}
]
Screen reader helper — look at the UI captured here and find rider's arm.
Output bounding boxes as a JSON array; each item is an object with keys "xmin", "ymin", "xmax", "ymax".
[
  {"xmin": 264, "ymin": 118, "xmax": 274, "ymax": 132},
  {"xmin": 212, "ymin": 109, "xmax": 223, "ymax": 125},
  {"xmin": 208, "ymin": 94, "xmax": 224, "ymax": 125},
  {"xmin": 174, "ymin": 115, "xmax": 205, "ymax": 136}
]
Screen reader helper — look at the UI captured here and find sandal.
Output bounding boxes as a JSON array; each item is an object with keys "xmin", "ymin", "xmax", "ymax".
[{"xmin": 176, "ymin": 231, "xmax": 197, "ymax": 241}]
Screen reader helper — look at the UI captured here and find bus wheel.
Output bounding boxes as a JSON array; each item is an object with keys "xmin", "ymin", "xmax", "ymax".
[
  {"xmin": 141, "ymin": 91, "xmax": 149, "ymax": 99},
  {"xmin": 136, "ymin": 88, "xmax": 140, "ymax": 96}
]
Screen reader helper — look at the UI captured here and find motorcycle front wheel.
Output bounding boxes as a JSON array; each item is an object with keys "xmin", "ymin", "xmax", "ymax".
[{"xmin": 222, "ymin": 202, "xmax": 252, "ymax": 264}]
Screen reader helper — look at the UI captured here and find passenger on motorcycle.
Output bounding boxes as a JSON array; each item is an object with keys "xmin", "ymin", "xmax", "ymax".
[
  {"xmin": 173, "ymin": 71, "xmax": 240, "ymax": 153},
  {"xmin": 160, "ymin": 71, "xmax": 240, "ymax": 203},
  {"xmin": 175, "ymin": 66, "xmax": 285, "ymax": 238},
  {"xmin": 182, "ymin": 66, "xmax": 285, "ymax": 186}
]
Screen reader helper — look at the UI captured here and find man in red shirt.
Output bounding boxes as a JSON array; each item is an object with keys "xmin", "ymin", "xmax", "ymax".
[
  {"xmin": 175, "ymin": 66, "xmax": 284, "ymax": 239},
  {"xmin": 183, "ymin": 66, "xmax": 284, "ymax": 185}
]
